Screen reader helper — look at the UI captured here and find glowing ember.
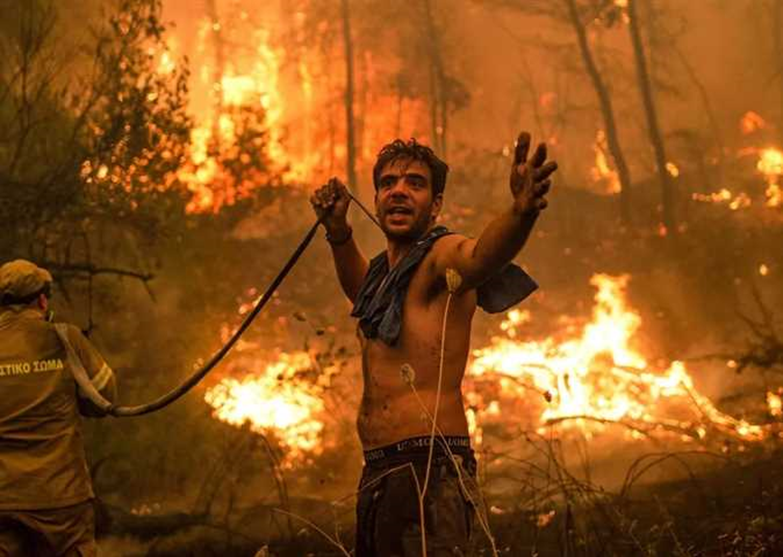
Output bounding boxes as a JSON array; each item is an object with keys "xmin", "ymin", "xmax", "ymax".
[
  {"xmin": 590, "ymin": 130, "xmax": 621, "ymax": 194},
  {"xmin": 204, "ymin": 351, "xmax": 327, "ymax": 464},
  {"xmin": 767, "ymin": 184, "xmax": 783, "ymax": 207},
  {"xmin": 768, "ymin": 391, "xmax": 782, "ymax": 418},
  {"xmin": 155, "ymin": 39, "xmax": 178, "ymax": 75},
  {"xmin": 757, "ymin": 147, "xmax": 783, "ymax": 207},
  {"xmin": 692, "ymin": 189, "xmax": 752, "ymax": 210},
  {"xmin": 757, "ymin": 148, "xmax": 783, "ymax": 177},
  {"xmin": 694, "ymin": 131, "xmax": 782, "ymax": 211},
  {"xmin": 499, "ymin": 309, "xmax": 531, "ymax": 339},
  {"xmin": 536, "ymin": 510, "xmax": 556, "ymax": 528},
  {"xmin": 729, "ymin": 193, "xmax": 753, "ymax": 210},
  {"xmin": 740, "ymin": 111, "xmax": 767, "ymax": 135},
  {"xmin": 468, "ymin": 274, "xmax": 768, "ymax": 443}
]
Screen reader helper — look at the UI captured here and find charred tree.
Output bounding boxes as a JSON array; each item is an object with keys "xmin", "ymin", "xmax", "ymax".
[
  {"xmin": 732, "ymin": 285, "xmax": 783, "ymax": 376},
  {"xmin": 340, "ymin": 0, "xmax": 358, "ymax": 193},
  {"xmin": 671, "ymin": 42, "xmax": 725, "ymax": 175},
  {"xmin": 565, "ymin": 0, "xmax": 633, "ymax": 225},
  {"xmin": 639, "ymin": 0, "xmax": 725, "ymax": 185},
  {"xmin": 627, "ymin": 0, "xmax": 676, "ymax": 233},
  {"xmin": 422, "ymin": 0, "xmax": 448, "ymax": 157}
]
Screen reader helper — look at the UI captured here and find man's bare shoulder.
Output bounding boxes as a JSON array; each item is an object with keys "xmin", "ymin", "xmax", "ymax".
[
  {"xmin": 426, "ymin": 232, "xmax": 477, "ymax": 276},
  {"xmin": 421, "ymin": 233, "xmax": 461, "ymax": 272},
  {"xmin": 430, "ymin": 232, "xmax": 473, "ymax": 257},
  {"xmin": 414, "ymin": 232, "xmax": 478, "ymax": 298}
]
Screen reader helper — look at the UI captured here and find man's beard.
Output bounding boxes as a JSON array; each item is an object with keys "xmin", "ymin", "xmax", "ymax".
[{"xmin": 380, "ymin": 208, "xmax": 434, "ymax": 241}]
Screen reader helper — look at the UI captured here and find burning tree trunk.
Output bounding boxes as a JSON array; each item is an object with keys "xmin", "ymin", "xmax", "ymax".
[
  {"xmin": 340, "ymin": 0, "xmax": 358, "ymax": 193},
  {"xmin": 626, "ymin": 0, "xmax": 676, "ymax": 233},
  {"xmin": 205, "ymin": 0, "xmax": 225, "ymax": 142},
  {"xmin": 774, "ymin": 0, "xmax": 783, "ymax": 147},
  {"xmin": 422, "ymin": 0, "xmax": 448, "ymax": 157},
  {"xmin": 564, "ymin": 0, "xmax": 633, "ymax": 225}
]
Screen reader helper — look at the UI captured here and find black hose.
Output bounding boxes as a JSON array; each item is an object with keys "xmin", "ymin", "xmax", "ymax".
[{"xmin": 68, "ymin": 215, "xmax": 325, "ymax": 417}]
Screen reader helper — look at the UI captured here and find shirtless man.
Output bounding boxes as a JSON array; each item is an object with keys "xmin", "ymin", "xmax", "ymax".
[{"xmin": 311, "ymin": 132, "xmax": 556, "ymax": 556}]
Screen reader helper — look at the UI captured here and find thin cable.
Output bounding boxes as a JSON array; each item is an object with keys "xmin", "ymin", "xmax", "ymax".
[
  {"xmin": 415, "ymin": 288, "xmax": 453, "ymax": 557},
  {"xmin": 418, "ymin": 269, "xmax": 459, "ymax": 556},
  {"xmin": 421, "ymin": 291, "xmax": 452, "ymax": 501},
  {"xmin": 406, "ymin": 366, "xmax": 499, "ymax": 557},
  {"xmin": 414, "ymin": 268, "xmax": 499, "ymax": 556}
]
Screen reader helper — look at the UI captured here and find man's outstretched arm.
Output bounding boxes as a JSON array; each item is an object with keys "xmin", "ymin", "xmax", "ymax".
[
  {"xmin": 310, "ymin": 178, "xmax": 369, "ymax": 304},
  {"xmin": 432, "ymin": 132, "xmax": 557, "ymax": 290}
]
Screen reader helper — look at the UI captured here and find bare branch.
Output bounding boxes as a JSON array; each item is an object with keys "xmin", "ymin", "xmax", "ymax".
[{"xmin": 43, "ymin": 261, "xmax": 155, "ymax": 283}]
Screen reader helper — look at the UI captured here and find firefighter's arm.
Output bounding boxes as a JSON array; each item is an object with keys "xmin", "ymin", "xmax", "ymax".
[{"xmin": 67, "ymin": 326, "xmax": 117, "ymax": 417}]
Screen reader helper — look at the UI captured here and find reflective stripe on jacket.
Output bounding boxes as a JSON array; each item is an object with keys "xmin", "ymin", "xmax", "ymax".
[{"xmin": 0, "ymin": 308, "xmax": 116, "ymax": 510}]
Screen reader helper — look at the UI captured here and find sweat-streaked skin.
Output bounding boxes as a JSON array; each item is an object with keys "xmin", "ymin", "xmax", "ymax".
[
  {"xmin": 310, "ymin": 132, "xmax": 556, "ymax": 449},
  {"xmin": 360, "ymin": 159, "xmax": 473, "ymax": 447}
]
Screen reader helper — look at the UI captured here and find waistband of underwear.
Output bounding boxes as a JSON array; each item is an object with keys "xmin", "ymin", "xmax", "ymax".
[{"xmin": 363, "ymin": 435, "xmax": 472, "ymax": 465}]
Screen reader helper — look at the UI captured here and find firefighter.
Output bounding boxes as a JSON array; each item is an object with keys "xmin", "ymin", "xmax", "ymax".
[{"xmin": 0, "ymin": 260, "xmax": 116, "ymax": 557}]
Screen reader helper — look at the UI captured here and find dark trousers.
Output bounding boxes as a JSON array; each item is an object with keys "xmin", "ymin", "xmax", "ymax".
[
  {"xmin": 0, "ymin": 500, "xmax": 96, "ymax": 557},
  {"xmin": 356, "ymin": 452, "xmax": 487, "ymax": 557}
]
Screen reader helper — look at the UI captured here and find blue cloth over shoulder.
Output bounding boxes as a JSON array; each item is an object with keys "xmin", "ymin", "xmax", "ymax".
[{"xmin": 350, "ymin": 225, "xmax": 538, "ymax": 345}]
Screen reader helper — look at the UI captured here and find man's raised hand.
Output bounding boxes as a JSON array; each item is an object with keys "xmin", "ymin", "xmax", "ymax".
[{"xmin": 509, "ymin": 132, "xmax": 558, "ymax": 216}]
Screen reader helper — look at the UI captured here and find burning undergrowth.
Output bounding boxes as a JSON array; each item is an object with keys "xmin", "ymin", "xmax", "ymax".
[
  {"xmin": 204, "ymin": 350, "xmax": 330, "ymax": 464},
  {"xmin": 467, "ymin": 274, "xmax": 775, "ymax": 449},
  {"xmin": 202, "ymin": 291, "xmax": 352, "ymax": 468},
  {"xmin": 202, "ymin": 272, "xmax": 780, "ymax": 475},
  {"xmin": 690, "ymin": 112, "xmax": 783, "ymax": 214}
]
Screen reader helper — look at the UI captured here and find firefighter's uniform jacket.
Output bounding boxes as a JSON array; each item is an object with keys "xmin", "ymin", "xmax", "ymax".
[{"xmin": 0, "ymin": 307, "xmax": 116, "ymax": 511}]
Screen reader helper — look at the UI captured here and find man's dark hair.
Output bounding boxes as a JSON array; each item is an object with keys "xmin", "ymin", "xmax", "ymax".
[
  {"xmin": 0, "ymin": 283, "xmax": 51, "ymax": 307},
  {"xmin": 373, "ymin": 139, "xmax": 449, "ymax": 197}
]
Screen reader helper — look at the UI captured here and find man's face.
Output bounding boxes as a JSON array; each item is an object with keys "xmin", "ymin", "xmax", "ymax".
[{"xmin": 375, "ymin": 159, "xmax": 442, "ymax": 241}]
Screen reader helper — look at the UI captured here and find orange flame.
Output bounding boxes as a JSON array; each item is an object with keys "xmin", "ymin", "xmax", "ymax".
[
  {"xmin": 694, "ymin": 116, "xmax": 783, "ymax": 212},
  {"xmin": 740, "ymin": 111, "xmax": 767, "ymax": 135},
  {"xmin": 468, "ymin": 274, "xmax": 768, "ymax": 443},
  {"xmin": 768, "ymin": 391, "xmax": 782, "ymax": 418},
  {"xmin": 204, "ymin": 351, "xmax": 327, "ymax": 465},
  {"xmin": 205, "ymin": 275, "xmax": 776, "ymax": 466},
  {"xmin": 173, "ymin": 19, "xmax": 310, "ymax": 214},
  {"xmin": 692, "ymin": 189, "xmax": 752, "ymax": 210},
  {"xmin": 757, "ymin": 147, "xmax": 783, "ymax": 207}
]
